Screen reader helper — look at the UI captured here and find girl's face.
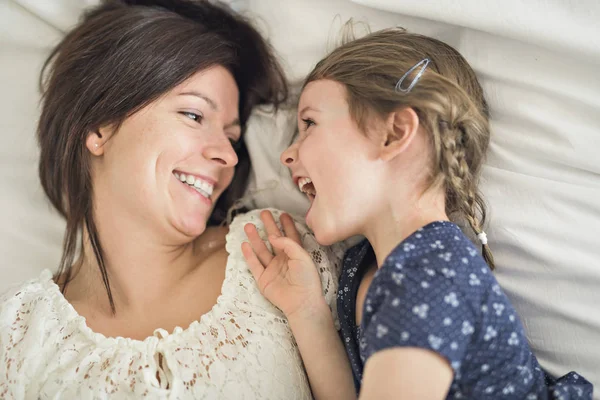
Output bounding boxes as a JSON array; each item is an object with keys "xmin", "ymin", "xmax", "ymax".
[
  {"xmin": 89, "ymin": 66, "xmax": 240, "ymax": 241},
  {"xmin": 281, "ymin": 79, "xmax": 387, "ymax": 245}
]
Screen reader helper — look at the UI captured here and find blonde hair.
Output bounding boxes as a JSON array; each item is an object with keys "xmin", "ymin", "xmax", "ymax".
[{"xmin": 306, "ymin": 28, "xmax": 495, "ymax": 269}]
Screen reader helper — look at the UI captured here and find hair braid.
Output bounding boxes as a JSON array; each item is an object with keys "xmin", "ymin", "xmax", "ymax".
[{"xmin": 439, "ymin": 106, "xmax": 495, "ymax": 270}]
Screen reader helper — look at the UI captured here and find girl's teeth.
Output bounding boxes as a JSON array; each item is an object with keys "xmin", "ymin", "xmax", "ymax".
[
  {"xmin": 186, "ymin": 175, "xmax": 195, "ymax": 185},
  {"xmin": 298, "ymin": 177, "xmax": 314, "ymax": 194},
  {"xmin": 298, "ymin": 178, "xmax": 307, "ymax": 191},
  {"xmin": 179, "ymin": 174, "xmax": 187, "ymax": 182}
]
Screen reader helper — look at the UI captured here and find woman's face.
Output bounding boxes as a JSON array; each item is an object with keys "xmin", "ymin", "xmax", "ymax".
[
  {"xmin": 281, "ymin": 79, "xmax": 386, "ymax": 245},
  {"xmin": 90, "ymin": 66, "xmax": 240, "ymax": 240}
]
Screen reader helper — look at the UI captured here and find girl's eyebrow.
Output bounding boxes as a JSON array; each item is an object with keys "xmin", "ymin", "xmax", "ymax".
[{"xmin": 298, "ymin": 106, "xmax": 321, "ymax": 115}]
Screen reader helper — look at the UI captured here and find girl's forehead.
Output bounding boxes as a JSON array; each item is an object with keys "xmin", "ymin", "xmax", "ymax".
[
  {"xmin": 299, "ymin": 81, "xmax": 349, "ymax": 117},
  {"xmin": 301, "ymin": 80, "xmax": 345, "ymax": 103}
]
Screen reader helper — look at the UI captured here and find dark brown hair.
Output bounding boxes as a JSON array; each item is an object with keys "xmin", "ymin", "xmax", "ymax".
[
  {"xmin": 38, "ymin": 0, "xmax": 288, "ymax": 311},
  {"xmin": 306, "ymin": 28, "xmax": 494, "ymax": 269}
]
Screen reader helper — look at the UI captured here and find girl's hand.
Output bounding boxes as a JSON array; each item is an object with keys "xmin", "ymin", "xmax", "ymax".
[{"xmin": 242, "ymin": 210, "xmax": 326, "ymax": 318}]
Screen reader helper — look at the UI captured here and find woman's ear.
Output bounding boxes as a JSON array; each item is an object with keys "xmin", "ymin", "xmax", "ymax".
[
  {"xmin": 379, "ymin": 107, "xmax": 420, "ymax": 162},
  {"xmin": 85, "ymin": 126, "xmax": 111, "ymax": 156}
]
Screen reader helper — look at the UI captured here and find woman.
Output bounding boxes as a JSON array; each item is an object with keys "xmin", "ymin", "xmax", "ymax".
[{"xmin": 0, "ymin": 1, "xmax": 342, "ymax": 398}]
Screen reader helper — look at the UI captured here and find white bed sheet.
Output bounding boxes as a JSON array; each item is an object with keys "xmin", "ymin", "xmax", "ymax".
[{"xmin": 1, "ymin": 0, "xmax": 599, "ymax": 394}]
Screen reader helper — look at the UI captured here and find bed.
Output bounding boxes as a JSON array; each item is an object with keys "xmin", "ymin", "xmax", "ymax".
[{"xmin": 1, "ymin": 0, "xmax": 598, "ymax": 394}]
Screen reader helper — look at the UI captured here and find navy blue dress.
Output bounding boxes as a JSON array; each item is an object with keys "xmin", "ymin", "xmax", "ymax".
[{"xmin": 337, "ymin": 221, "xmax": 593, "ymax": 399}]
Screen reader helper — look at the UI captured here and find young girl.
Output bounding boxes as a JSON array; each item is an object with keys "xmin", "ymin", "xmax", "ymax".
[{"xmin": 242, "ymin": 29, "xmax": 593, "ymax": 399}]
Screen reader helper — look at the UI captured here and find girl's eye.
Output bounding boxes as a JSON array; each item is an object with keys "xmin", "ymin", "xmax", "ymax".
[
  {"xmin": 301, "ymin": 118, "xmax": 315, "ymax": 131},
  {"xmin": 181, "ymin": 111, "xmax": 203, "ymax": 123}
]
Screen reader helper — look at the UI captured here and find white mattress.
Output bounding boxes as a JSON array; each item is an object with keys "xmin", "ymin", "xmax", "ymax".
[{"xmin": 1, "ymin": 0, "xmax": 599, "ymax": 394}]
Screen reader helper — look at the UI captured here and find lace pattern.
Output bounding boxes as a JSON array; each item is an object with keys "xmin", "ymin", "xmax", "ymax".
[{"xmin": 0, "ymin": 209, "xmax": 344, "ymax": 399}]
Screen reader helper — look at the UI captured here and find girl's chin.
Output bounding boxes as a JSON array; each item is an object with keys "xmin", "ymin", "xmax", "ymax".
[
  {"xmin": 306, "ymin": 207, "xmax": 333, "ymax": 246},
  {"xmin": 311, "ymin": 225, "xmax": 340, "ymax": 247}
]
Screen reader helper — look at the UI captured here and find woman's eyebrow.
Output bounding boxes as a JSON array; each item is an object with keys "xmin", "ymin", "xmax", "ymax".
[
  {"xmin": 180, "ymin": 91, "xmax": 240, "ymax": 128},
  {"xmin": 225, "ymin": 119, "xmax": 241, "ymax": 129},
  {"xmin": 179, "ymin": 91, "xmax": 218, "ymax": 111}
]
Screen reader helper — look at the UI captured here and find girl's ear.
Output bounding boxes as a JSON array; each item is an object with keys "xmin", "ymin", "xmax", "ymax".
[{"xmin": 379, "ymin": 107, "xmax": 420, "ymax": 161}]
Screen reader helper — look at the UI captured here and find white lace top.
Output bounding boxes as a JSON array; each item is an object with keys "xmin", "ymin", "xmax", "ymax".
[{"xmin": 0, "ymin": 209, "xmax": 344, "ymax": 400}]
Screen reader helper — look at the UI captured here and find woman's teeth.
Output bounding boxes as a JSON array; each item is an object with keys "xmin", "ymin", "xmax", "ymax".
[
  {"xmin": 174, "ymin": 172, "xmax": 213, "ymax": 199},
  {"xmin": 298, "ymin": 177, "xmax": 316, "ymax": 196}
]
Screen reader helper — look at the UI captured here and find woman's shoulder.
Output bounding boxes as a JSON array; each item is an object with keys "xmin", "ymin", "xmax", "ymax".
[
  {"xmin": 1, "ymin": 270, "xmax": 55, "ymax": 309},
  {"xmin": 225, "ymin": 208, "xmax": 345, "ymax": 319},
  {"xmin": 0, "ymin": 269, "xmax": 63, "ymax": 333},
  {"xmin": 228, "ymin": 208, "xmax": 300, "ymax": 234},
  {"xmin": 228, "ymin": 208, "xmax": 345, "ymax": 258}
]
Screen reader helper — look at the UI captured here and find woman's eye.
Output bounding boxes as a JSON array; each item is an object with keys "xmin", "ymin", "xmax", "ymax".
[
  {"xmin": 181, "ymin": 111, "xmax": 203, "ymax": 123},
  {"xmin": 301, "ymin": 118, "xmax": 315, "ymax": 131},
  {"xmin": 229, "ymin": 138, "xmax": 242, "ymax": 151}
]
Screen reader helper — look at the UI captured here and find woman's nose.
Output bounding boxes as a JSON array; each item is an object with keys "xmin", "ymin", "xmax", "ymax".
[{"xmin": 203, "ymin": 137, "xmax": 238, "ymax": 167}]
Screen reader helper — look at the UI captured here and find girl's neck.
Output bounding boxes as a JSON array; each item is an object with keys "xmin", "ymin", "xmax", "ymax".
[{"xmin": 362, "ymin": 190, "xmax": 448, "ymax": 268}]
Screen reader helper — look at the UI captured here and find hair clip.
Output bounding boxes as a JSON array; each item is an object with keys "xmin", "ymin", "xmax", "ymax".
[
  {"xmin": 395, "ymin": 58, "xmax": 430, "ymax": 93},
  {"xmin": 477, "ymin": 231, "xmax": 488, "ymax": 245}
]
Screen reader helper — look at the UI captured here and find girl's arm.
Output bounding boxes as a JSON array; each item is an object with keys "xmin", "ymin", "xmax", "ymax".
[
  {"xmin": 242, "ymin": 210, "xmax": 356, "ymax": 400},
  {"xmin": 287, "ymin": 298, "xmax": 356, "ymax": 400},
  {"xmin": 359, "ymin": 348, "xmax": 453, "ymax": 400}
]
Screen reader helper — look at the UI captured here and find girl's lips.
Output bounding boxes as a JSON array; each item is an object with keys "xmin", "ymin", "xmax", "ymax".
[{"xmin": 305, "ymin": 194, "xmax": 316, "ymax": 226}]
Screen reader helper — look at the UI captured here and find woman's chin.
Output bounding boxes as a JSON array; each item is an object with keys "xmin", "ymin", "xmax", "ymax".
[{"xmin": 172, "ymin": 214, "xmax": 209, "ymax": 240}]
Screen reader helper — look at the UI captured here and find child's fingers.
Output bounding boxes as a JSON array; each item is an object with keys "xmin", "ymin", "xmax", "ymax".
[
  {"xmin": 241, "ymin": 242, "xmax": 265, "ymax": 282},
  {"xmin": 260, "ymin": 210, "xmax": 284, "ymax": 254},
  {"xmin": 269, "ymin": 235, "xmax": 311, "ymax": 263},
  {"xmin": 280, "ymin": 213, "xmax": 302, "ymax": 245},
  {"xmin": 243, "ymin": 223, "xmax": 274, "ymax": 266}
]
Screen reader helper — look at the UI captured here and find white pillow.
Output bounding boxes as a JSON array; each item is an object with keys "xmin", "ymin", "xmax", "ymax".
[
  {"xmin": 351, "ymin": 0, "xmax": 600, "ymax": 60},
  {"xmin": 467, "ymin": 29, "xmax": 600, "ymax": 391},
  {"xmin": 2, "ymin": 0, "xmax": 599, "ymax": 393},
  {"xmin": 0, "ymin": 1, "xmax": 65, "ymax": 289}
]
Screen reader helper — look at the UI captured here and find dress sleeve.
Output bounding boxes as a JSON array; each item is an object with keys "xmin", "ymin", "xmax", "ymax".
[{"xmin": 361, "ymin": 261, "xmax": 477, "ymax": 375}]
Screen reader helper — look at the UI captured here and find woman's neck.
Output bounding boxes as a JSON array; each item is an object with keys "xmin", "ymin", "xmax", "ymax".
[{"xmin": 65, "ymin": 219, "xmax": 227, "ymax": 317}]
